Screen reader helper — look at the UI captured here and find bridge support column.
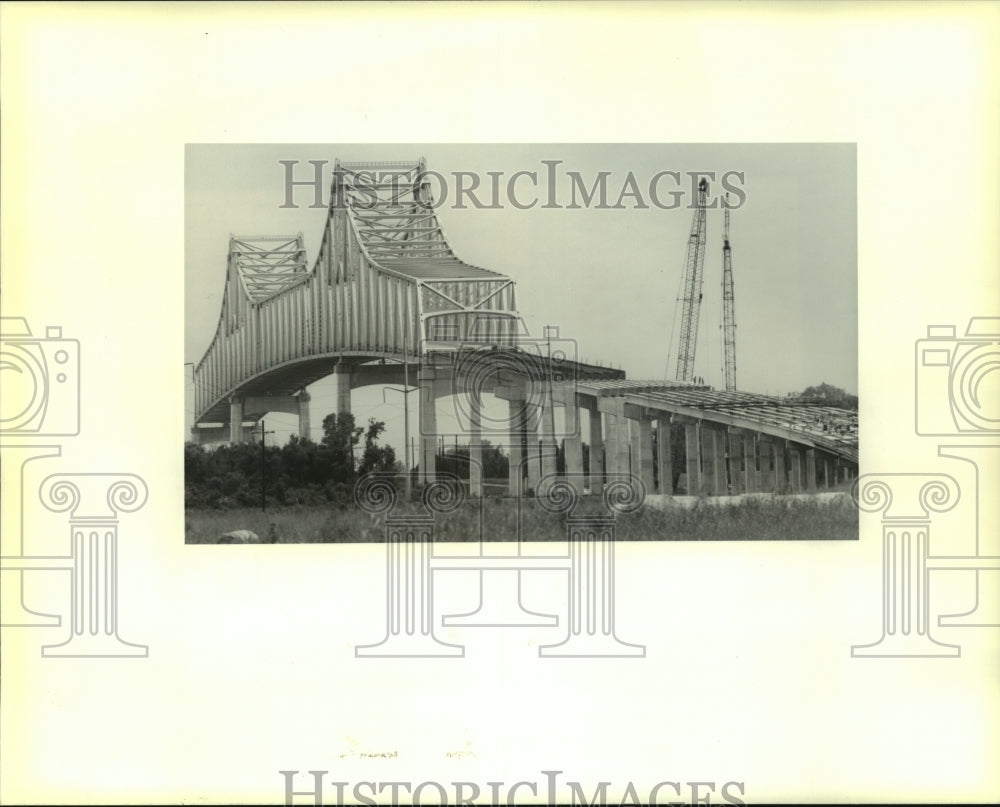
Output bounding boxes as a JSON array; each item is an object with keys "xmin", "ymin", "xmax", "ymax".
[
  {"xmin": 805, "ymin": 448, "xmax": 817, "ymax": 492},
  {"xmin": 539, "ymin": 385, "xmax": 558, "ymax": 481},
  {"xmin": 418, "ymin": 369, "xmax": 438, "ymax": 485},
  {"xmin": 636, "ymin": 414, "xmax": 655, "ymax": 495},
  {"xmin": 560, "ymin": 386, "xmax": 584, "ymax": 492},
  {"xmin": 525, "ymin": 406, "xmax": 542, "ymax": 494},
  {"xmin": 229, "ymin": 398, "xmax": 244, "ymax": 445},
  {"xmin": 599, "ymin": 398, "xmax": 630, "ymax": 477},
  {"xmin": 469, "ymin": 392, "xmax": 483, "ymax": 497},
  {"xmin": 789, "ymin": 447, "xmax": 802, "ymax": 493},
  {"xmin": 715, "ymin": 427, "xmax": 728, "ymax": 495},
  {"xmin": 656, "ymin": 415, "xmax": 673, "ymax": 495},
  {"xmin": 700, "ymin": 425, "xmax": 719, "ymax": 496},
  {"xmin": 773, "ymin": 440, "xmax": 788, "ymax": 493},
  {"xmin": 729, "ymin": 430, "xmax": 745, "ymax": 494},
  {"xmin": 507, "ymin": 397, "xmax": 526, "ymax": 496},
  {"xmin": 588, "ymin": 407, "xmax": 604, "ymax": 492},
  {"xmin": 743, "ymin": 433, "xmax": 757, "ymax": 493},
  {"xmin": 759, "ymin": 438, "xmax": 774, "ymax": 492},
  {"xmin": 297, "ymin": 391, "xmax": 311, "ymax": 441},
  {"xmin": 683, "ymin": 420, "xmax": 701, "ymax": 496},
  {"xmin": 333, "ymin": 362, "xmax": 352, "ymax": 415}
]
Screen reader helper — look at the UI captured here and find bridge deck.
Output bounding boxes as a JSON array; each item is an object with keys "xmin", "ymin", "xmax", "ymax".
[{"xmin": 578, "ymin": 379, "xmax": 859, "ymax": 462}]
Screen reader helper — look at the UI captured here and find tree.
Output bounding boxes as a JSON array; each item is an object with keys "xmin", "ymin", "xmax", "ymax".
[
  {"xmin": 481, "ymin": 439, "xmax": 509, "ymax": 479},
  {"xmin": 792, "ymin": 382, "xmax": 858, "ymax": 410},
  {"xmin": 358, "ymin": 418, "xmax": 397, "ymax": 475},
  {"xmin": 321, "ymin": 412, "xmax": 363, "ymax": 478}
]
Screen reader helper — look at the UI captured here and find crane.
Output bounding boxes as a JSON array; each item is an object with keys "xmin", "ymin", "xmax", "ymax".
[
  {"xmin": 674, "ymin": 177, "xmax": 708, "ymax": 383},
  {"xmin": 721, "ymin": 196, "xmax": 737, "ymax": 391}
]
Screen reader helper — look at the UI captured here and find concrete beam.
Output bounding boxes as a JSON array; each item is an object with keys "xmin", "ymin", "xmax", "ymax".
[
  {"xmin": 623, "ymin": 402, "xmax": 644, "ymax": 421},
  {"xmin": 243, "ymin": 395, "xmax": 300, "ymax": 417}
]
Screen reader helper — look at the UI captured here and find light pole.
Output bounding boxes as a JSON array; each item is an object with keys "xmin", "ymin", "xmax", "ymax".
[{"xmin": 260, "ymin": 418, "xmax": 275, "ymax": 511}]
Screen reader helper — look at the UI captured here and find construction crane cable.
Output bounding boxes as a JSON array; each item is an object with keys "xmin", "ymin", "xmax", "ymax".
[
  {"xmin": 721, "ymin": 194, "xmax": 737, "ymax": 391},
  {"xmin": 673, "ymin": 178, "xmax": 709, "ymax": 383}
]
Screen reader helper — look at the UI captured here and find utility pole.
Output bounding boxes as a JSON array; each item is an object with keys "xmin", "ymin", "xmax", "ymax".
[{"xmin": 260, "ymin": 418, "xmax": 275, "ymax": 511}]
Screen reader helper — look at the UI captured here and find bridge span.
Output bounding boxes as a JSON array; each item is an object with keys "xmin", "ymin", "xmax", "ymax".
[{"xmin": 191, "ymin": 158, "xmax": 858, "ymax": 496}]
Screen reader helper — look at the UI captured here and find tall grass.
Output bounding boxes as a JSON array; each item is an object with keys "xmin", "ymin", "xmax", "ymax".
[{"xmin": 185, "ymin": 493, "xmax": 857, "ymax": 544}]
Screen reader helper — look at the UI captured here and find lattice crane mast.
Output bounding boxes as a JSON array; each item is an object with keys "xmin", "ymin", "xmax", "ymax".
[
  {"xmin": 721, "ymin": 197, "xmax": 737, "ymax": 391},
  {"xmin": 674, "ymin": 178, "xmax": 709, "ymax": 383}
]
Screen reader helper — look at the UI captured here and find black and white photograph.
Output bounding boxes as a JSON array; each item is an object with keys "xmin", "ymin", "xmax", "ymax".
[{"xmin": 184, "ymin": 144, "xmax": 859, "ymax": 544}]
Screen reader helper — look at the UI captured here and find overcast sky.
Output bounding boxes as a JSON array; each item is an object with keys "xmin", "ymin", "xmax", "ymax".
[{"xmin": 185, "ymin": 143, "xmax": 857, "ymax": 451}]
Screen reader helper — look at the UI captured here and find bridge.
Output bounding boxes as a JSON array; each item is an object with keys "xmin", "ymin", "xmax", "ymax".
[{"xmin": 191, "ymin": 158, "xmax": 858, "ymax": 497}]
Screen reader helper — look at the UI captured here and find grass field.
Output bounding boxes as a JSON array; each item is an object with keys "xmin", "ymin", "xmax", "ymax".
[{"xmin": 186, "ymin": 492, "xmax": 858, "ymax": 544}]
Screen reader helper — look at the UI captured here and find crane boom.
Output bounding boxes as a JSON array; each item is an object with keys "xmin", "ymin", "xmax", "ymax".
[
  {"xmin": 722, "ymin": 199, "xmax": 737, "ymax": 391},
  {"xmin": 674, "ymin": 178, "xmax": 708, "ymax": 382}
]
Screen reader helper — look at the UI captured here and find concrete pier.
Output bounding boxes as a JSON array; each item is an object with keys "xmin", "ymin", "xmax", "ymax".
[
  {"xmin": 418, "ymin": 368, "xmax": 438, "ymax": 484},
  {"xmin": 588, "ymin": 407, "xmax": 604, "ymax": 491},
  {"xmin": 656, "ymin": 416, "xmax": 673, "ymax": 495}
]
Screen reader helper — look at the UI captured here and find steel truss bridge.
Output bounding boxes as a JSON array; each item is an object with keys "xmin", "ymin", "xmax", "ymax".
[{"xmin": 192, "ymin": 158, "xmax": 858, "ymax": 497}]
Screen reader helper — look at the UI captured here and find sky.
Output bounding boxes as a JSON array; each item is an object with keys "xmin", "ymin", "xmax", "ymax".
[{"xmin": 185, "ymin": 143, "xmax": 857, "ymax": 453}]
